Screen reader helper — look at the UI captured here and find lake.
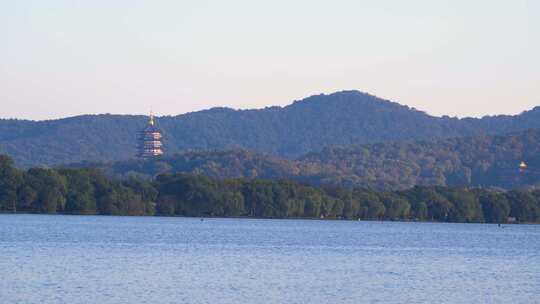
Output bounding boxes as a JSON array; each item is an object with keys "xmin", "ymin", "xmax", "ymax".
[{"xmin": 0, "ymin": 215, "xmax": 538, "ymax": 303}]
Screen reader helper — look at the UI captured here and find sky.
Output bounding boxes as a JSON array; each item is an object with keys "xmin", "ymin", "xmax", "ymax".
[{"xmin": 1, "ymin": 0, "xmax": 538, "ymax": 120}]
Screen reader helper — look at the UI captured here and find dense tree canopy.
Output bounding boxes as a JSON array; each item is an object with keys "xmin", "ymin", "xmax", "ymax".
[
  {"xmin": 0, "ymin": 155, "xmax": 22, "ymax": 212},
  {"xmin": 78, "ymin": 129, "xmax": 540, "ymax": 191},
  {"xmin": 1, "ymin": 155, "xmax": 540, "ymax": 223}
]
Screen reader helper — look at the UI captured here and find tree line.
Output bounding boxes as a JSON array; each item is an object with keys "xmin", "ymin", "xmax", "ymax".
[
  {"xmin": 72, "ymin": 129, "xmax": 540, "ymax": 193},
  {"xmin": 1, "ymin": 155, "xmax": 539, "ymax": 223}
]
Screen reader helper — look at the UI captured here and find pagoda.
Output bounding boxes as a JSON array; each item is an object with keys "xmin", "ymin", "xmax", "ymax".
[{"xmin": 138, "ymin": 113, "xmax": 164, "ymax": 158}]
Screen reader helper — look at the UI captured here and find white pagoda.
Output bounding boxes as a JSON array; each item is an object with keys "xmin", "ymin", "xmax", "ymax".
[{"xmin": 137, "ymin": 113, "xmax": 164, "ymax": 158}]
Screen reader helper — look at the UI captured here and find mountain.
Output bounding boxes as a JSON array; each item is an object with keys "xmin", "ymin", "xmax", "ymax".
[
  {"xmin": 2, "ymin": 90, "xmax": 540, "ymax": 167},
  {"xmin": 69, "ymin": 129, "xmax": 540, "ymax": 191}
]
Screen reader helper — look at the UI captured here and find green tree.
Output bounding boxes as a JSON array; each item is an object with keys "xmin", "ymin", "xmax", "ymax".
[
  {"xmin": 354, "ymin": 190, "xmax": 385, "ymax": 219},
  {"xmin": 22, "ymin": 168, "xmax": 67, "ymax": 213},
  {"xmin": 58, "ymin": 169, "xmax": 97, "ymax": 214},
  {"xmin": 379, "ymin": 192, "xmax": 411, "ymax": 220},
  {"xmin": 507, "ymin": 191, "xmax": 540, "ymax": 222},
  {"xmin": 0, "ymin": 155, "xmax": 23, "ymax": 212},
  {"xmin": 440, "ymin": 189, "xmax": 483, "ymax": 223},
  {"xmin": 478, "ymin": 192, "xmax": 510, "ymax": 223}
]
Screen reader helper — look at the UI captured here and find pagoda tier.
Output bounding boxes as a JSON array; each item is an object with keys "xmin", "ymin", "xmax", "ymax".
[{"xmin": 137, "ymin": 114, "xmax": 164, "ymax": 158}]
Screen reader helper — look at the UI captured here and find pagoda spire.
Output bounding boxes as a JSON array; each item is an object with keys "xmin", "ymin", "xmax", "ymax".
[{"xmin": 149, "ymin": 111, "xmax": 155, "ymax": 126}]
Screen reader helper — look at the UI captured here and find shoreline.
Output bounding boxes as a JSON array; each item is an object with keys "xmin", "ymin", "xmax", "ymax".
[{"xmin": 1, "ymin": 211, "xmax": 536, "ymax": 225}]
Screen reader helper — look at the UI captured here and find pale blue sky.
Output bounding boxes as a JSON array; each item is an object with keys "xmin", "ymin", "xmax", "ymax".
[{"xmin": 1, "ymin": 0, "xmax": 538, "ymax": 120}]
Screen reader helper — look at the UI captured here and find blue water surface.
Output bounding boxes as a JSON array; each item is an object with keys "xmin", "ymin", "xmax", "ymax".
[{"xmin": 0, "ymin": 214, "xmax": 539, "ymax": 303}]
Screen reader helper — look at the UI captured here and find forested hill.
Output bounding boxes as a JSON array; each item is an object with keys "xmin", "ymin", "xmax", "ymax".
[
  {"xmin": 2, "ymin": 90, "xmax": 540, "ymax": 167},
  {"xmin": 76, "ymin": 129, "xmax": 540, "ymax": 191}
]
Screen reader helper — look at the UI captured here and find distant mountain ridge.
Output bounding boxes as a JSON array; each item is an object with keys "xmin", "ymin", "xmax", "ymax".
[{"xmin": 1, "ymin": 90, "xmax": 540, "ymax": 167}]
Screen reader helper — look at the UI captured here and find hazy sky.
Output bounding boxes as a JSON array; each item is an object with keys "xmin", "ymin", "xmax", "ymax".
[{"xmin": 1, "ymin": 0, "xmax": 538, "ymax": 120}]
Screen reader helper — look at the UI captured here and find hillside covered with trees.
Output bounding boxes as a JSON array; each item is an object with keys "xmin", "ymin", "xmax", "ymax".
[
  {"xmin": 1, "ymin": 154, "xmax": 539, "ymax": 223},
  {"xmin": 77, "ymin": 129, "xmax": 540, "ymax": 191},
  {"xmin": 3, "ymin": 90, "xmax": 540, "ymax": 167}
]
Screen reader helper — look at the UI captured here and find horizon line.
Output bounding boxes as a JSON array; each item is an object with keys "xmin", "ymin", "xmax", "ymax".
[{"xmin": 0, "ymin": 90, "xmax": 537, "ymax": 122}]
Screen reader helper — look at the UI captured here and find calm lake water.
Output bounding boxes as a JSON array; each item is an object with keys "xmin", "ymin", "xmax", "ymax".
[{"xmin": 0, "ymin": 215, "xmax": 539, "ymax": 304}]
